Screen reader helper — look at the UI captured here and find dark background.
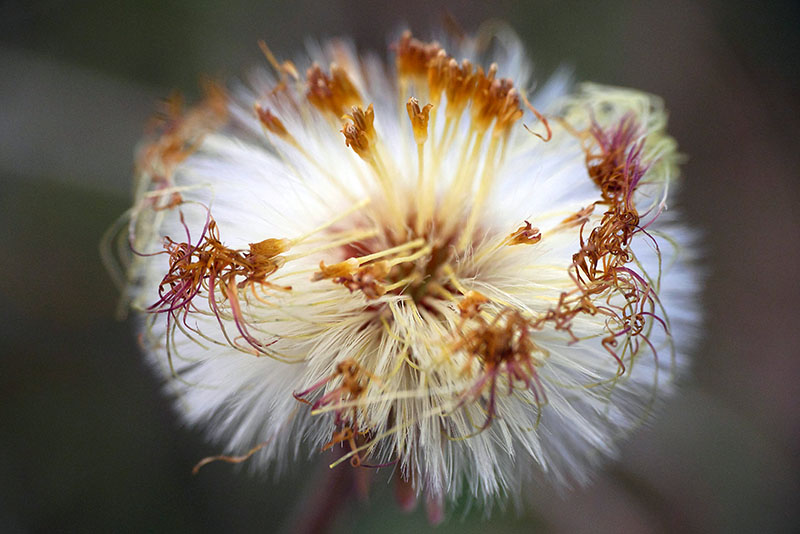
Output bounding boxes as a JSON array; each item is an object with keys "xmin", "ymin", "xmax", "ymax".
[{"xmin": 1, "ymin": 1, "xmax": 798, "ymax": 532}]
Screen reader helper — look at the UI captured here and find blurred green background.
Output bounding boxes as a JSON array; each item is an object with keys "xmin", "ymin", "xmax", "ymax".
[{"xmin": 1, "ymin": 1, "xmax": 798, "ymax": 532}]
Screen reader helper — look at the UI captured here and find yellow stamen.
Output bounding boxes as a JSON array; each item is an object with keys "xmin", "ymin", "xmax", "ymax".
[
  {"xmin": 284, "ymin": 229, "xmax": 380, "ymax": 261},
  {"xmin": 354, "ymin": 237, "xmax": 426, "ymax": 265},
  {"xmin": 385, "ymin": 244, "xmax": 432, "ymax": 267},
  {"xmin": 292, "ymin": 198, "xmax": 371, "ymax": 244}
]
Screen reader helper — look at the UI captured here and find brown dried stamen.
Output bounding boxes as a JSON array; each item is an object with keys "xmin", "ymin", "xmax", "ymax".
[
  {"xmin": 149, "ymin": 215, "xmax": 290, "ymax": 354},
  {"xmin": 314, "ymin": 260, "xmax": 390, "ymax": 300},
  {"xmin": 138, "ymin": 81, "xmax": 228, "ymax": 210},
  {"xmin": 341, "ymin": 104, "xmax": 376, "ymax": 160},
  {"xmin": 507, "ymin": 221, "xmax": 542, "ymax": 246},
  {"xmin": 306, "ymin": 63, "xmax": 362, "ymax": 116},
  {"xmin": 531, "ymin": 115, "xmax": 660, "ymax": 376},
  {"xmin": 406, "ymin": 97, "xmax": 433, "ymax": 145},
  {"xmin": 255, "ymin": 105, "xmax": 290, "ymax": 138},
  {"xmin": 394, "ymin": 31, "xmax": 442, "ymax": 80},
  {"xmin": 453, "ymin": 309, "xmax": 547, "ymax": 433},
  {"xmin": 294, "ymin": 358, "xmax": 379, "ymax": 467},
  {"xmin": 458, "ymin": 290, "xmax": 489, "ymax": 319}
]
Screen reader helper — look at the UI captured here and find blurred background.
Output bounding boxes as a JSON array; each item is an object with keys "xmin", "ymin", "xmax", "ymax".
[{"xmin": 0, "ymin": 0, "xmax": 798, "ymax": 532}]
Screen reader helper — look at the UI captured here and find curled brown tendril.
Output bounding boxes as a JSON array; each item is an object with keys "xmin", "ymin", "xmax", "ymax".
[{"xmin": 530, "ymin": 115, "xmax": 666, "ymax": 377}]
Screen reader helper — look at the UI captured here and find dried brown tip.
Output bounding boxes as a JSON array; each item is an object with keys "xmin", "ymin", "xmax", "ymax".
[
  {"xmin": 560, "ymin": 205, "xmax": 595, "ymax": 228},
  {"xmin": 249, "ymin": 238, "xmax": 290, "ymax": 258},
  {"xmin": 257, "ymin": 40, "xmax": 299, "ymax": 81},
  {"xmin": 342, "ymin": 124, "xmax": 370, "ymax": 159},
  {"xmin": 426, "ymin": 49, "xmax": 449, "ymax": 104},
  {"xmin": 394, "ymin": 31, "xmax": 442, "ymax": 79},
  {"xmin": 137, "ymin": 80, "xmax": 228, "ymax": 207},
  {"xmin": 443, "ymin": 58, "xmax": 477, "ymax": 118},
  {"xmin": 341, "ymin": 104, "xmax": 376, "ymax": 160},
  {"xmin": 244, "ymin": 238, "xmax": 289, "ymax": 283},
  {"xmin": 344, "ymin": 104, "xmax": 376, "ymax": 141},
  {"xmin": 192, "ymin": 440, "xmax": 271, "ymax": 475},
  {"xmin": 314, "ymin": 260, "xmax": 390, "ymax": 300},
  {"xmin": 458, "ymin": 309, "xmax": 539, "ymax": 368},
  {"xmin": 458, "ymin": 290, "xmax": 489, "ymax": 319},
  {"xmin": 255, "ymin": 105, "xmax": 290, "ymax": 138},
  {"xmin": 313, "ymin": 258, "xmax": 360, "ymax": 281},
  {"xmin": 585, "ymin": 116, "xmax": 642, "ymax": 205},
  {"xmin": 199, "ymin": 79, "xmax": 229, "ymax": 119},
  {"xmin": 452, "ymin": 308, "xmax": 547, "ymax": 434},
  {"xmin": 521, "ymin": 92, "xmax": 552, "ymax": 142},
  {"xmin": 338, "ymin": 261, "xmax": 390, "ymax": 300},
  {"xmin": 306, "ymin": 63, "xmax": 361, "ymax": 116},
  {"xmin": 334, "ymin": 358, "xmax": 369, "ymax": 397},
  {"xmin": 406, "ymin": 97, "xmax": 433, "ymax": 145},
  {"xmin": 469, "ymin": 65, "xmax": 524, "ymax": 135},
  {"xmin": 493, "ymin": 88, "xmax": 524, "ymax": 136},
  {"xmin": 150, "ymin": 217, "xmax": 291, "ymax": 356},
  {"xmin": 471, "ymin": 63, "xmax": 498, "ymax": 124},
  {"xmin": 507, "ymin": 221, "xmax": 542, "ymax": 245}
]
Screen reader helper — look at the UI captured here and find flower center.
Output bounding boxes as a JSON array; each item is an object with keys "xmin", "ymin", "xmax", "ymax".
[{"xmin": 313, "ymin": 214, "xmax": 464, "ymax": 310}]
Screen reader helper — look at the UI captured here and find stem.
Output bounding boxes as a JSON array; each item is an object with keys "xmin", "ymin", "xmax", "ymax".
[{"xmin": 286, "ymin": 457, "xmax": 357, "ymax": 534}]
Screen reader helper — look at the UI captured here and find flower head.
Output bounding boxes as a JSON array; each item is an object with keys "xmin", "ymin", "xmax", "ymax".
[{"xmin": 113, "ymin": 26, "xmax": 698, "ymax": 512}]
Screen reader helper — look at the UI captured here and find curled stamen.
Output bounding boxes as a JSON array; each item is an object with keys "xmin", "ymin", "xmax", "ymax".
[
  {"xmin": 521, "ymin": 92, "xmax": 552, "ymax": 142},
  {"xmin": 532, "ymin": 113, "xmax": 664, "ymax": 374},
  {"xmin": 192, "ymin": 439, "xmax": 273, "ymax": 475}
]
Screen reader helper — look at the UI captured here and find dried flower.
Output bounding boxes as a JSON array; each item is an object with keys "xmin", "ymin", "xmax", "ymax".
[{"xmin": 109, "ymin": 26, "xmax": 699, "ymax": 516}]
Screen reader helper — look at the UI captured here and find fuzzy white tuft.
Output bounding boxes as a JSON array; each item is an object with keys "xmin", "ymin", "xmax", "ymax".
[{"xmin": 112, "ymin": 27, "xmax": 701, "ymax": 507}]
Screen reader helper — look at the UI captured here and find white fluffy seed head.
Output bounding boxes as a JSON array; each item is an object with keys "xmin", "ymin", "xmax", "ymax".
[{"xmin": 110, "ymin": 26, "xmax": 700, "ymax": 507}]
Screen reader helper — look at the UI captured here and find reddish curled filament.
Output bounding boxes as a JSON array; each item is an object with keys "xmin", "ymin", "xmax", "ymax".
[
  {"xmin": 454, "ymin": 309, "xmax": 548, "ymax": 434},
  {"xmin": 294, "ymin": 359, "xmax": 380, "ymax": 467},
  {"xmin": 533, "ymin": 114, "xmax": 668, "ymax": 377},
  {"xmin": 149, "ymin": 211, "xmax": 289, "ymax": 355}
]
